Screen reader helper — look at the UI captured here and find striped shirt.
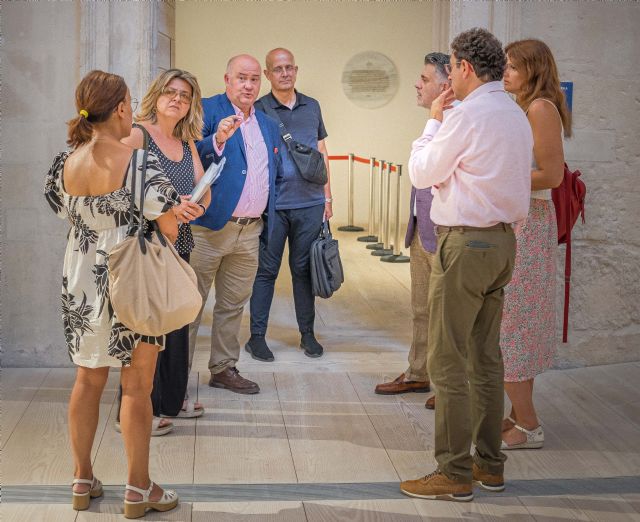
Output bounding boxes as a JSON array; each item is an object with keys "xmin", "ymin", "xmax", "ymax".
[{"xmin": 214, "ymin": 103, "xmax": 269, "ymax": 218}]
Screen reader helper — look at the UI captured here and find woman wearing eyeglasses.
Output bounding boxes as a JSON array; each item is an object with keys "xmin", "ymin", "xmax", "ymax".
[
  {"xmin": 500, "ymin": 40, "xmax": 572, "ymax": 450},
  {"xmin": 117, "ymin": 69, "xmax": 211, "ymax": 436}
]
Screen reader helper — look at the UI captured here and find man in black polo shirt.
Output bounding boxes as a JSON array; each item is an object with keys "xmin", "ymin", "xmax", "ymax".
[{"xmin": 246, "ymin": 47, "xmax": 333, "ymax": 361}]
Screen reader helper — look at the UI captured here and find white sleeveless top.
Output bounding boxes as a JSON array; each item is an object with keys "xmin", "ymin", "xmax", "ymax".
[{"xmin": 527, "ymin": 98, "xmax": 563, "ymax": 201}]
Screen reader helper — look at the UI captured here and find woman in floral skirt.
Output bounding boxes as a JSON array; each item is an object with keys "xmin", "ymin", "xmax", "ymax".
[{"xmin": 501, "ymin": 40, "xmax": 572, "ymax": 449}]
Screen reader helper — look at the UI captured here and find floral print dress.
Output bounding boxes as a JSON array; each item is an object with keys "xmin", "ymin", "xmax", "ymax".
[{"xmin": 44, "ymin": 149, "xmax": 181, "ymax": 368}]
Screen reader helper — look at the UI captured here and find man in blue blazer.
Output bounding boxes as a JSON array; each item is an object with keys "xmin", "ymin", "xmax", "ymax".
[{"xmin": 188, "ymin": 54, "xmax": 281, "ymax": 395}]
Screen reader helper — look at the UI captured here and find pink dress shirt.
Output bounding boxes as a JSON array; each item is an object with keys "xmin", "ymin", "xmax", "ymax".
[
  {"xmin": 214, "ymin": 103, "xmax": 269, "ymax": 218},
  {"xmin": 409, "ymin": 81, "xmax": 533, "ymax": 228}
]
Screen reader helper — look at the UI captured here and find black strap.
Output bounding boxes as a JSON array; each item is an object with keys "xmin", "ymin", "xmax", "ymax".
[
  {"xmin": 133, "ymin": 122, "xmax": 151, "ymax": 150},
  {"xmin": 126, "ymin": 151, "xmax": 138, "ymax": 237},
  {"xmin": 260, "ymin": 101, "xmax": 295, "ymax": 146}
]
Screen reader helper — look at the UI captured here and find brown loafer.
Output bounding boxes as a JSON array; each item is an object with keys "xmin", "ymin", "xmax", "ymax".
[
  {"xmin": 425, "ymin": 395, "xmax": 436, "ymax": 410},
  {"xmin": 209, "ymin": 368, "xmax": 260, "ymax": 394},
  {"xmin": 375, "ymin": 373, "xmax": 430, "ymax": 395}
]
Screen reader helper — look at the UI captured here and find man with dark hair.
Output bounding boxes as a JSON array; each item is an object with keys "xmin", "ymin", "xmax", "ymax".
[
  {"xmin": 400, "ymin": 28, "xmax": 532, "ymax": 502},
  {"xmin": 374, "ymin": 52, "xmax": 450, "ymax": 411}
]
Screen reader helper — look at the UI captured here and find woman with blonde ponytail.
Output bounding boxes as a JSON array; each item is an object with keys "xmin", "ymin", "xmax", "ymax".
[{"xmin": 45, "ymin": 70, "xmax": 181, "ymax": 518}]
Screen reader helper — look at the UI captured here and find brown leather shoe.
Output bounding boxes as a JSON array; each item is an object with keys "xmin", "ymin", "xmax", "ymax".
[
  {"xmin": 400, "ymin": 470, "xmax": 473, "ymax": 502},
  {"xmin": 375, "ymin": 373, "xmax": 430, "ymax": 395},
  {"xmin": 425, "ymin": 395, "xmax": 436, "ymax": 410},
  {"xmin": 209, "ymin": 368, "xmax": 260, "ymax": 394},
  {"xmin": 472, "ymin": 463, "xmax": 505, "ymax": 492}
]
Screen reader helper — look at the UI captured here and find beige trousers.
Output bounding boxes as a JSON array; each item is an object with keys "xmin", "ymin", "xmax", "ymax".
[
  {"xmin": 405, "ymin": 233, "xmax": 435, "ymax": 382},
  {"xmin": 188, "ymin": 221, "xmax": 262, "ymax": 375}
]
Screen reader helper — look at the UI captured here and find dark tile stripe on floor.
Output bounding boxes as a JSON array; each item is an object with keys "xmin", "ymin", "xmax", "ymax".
[{"xmin": 4, "ymin": 476, "xmax": 640, "ymax": 504}]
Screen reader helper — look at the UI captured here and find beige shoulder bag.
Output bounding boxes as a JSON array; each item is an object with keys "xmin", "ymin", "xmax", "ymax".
[{"xmin": 108, "ymin": 147, "xmax": 202, "ymax": 336}]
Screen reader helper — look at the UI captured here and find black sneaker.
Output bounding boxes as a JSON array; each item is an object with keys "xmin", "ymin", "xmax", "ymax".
[
  {"xmin": 301, "ymin": 332, "xmax": 323, "ymax": 358},
  {"xmin": 245, "ymin": 335, "xmax": 274, "ymax": 362}
]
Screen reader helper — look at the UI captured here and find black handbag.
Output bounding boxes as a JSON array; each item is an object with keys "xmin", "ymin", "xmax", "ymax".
[
  {"xmin": 310, "ymin": 221, "xmax": 344, "ymax": 299},
  {"xmin": 261, "ymin": 102, "xmax": 328, "ymax": 185}
]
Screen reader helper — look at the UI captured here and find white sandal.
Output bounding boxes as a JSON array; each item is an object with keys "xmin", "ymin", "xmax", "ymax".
[
  {"xmin": 501, "ymin": 424, "xmax": 544, "ymax": 450},
  {"xmin": 161, "ymin": 397, "xmax": 204, "ymax": 419},
  {"xmin": 124, "ymin": 481, "xmax": 179, "ymax": 519},
  {"xmin": 114, "ymin": 417, "xmax": 173, "ymax": 436},
  {"xmin": 72, "ymin": 476, "xmax": 103, "ymax": 510}
]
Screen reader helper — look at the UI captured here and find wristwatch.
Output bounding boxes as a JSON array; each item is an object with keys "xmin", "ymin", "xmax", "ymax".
[{"xmin": 325, "ymin": 197, "xmax": 333, "ymax": 203}]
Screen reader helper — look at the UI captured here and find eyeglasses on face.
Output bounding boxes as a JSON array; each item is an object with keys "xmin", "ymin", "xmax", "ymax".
[
  {"xmin": 444, "ymin": 61, "xmax": 462, "ymax": 75},
  {"xmin": 271, "ymin": 65, "xmax": 296, "ymax": 75},
  {"xmin": 161, "ymin": 87, "xmax": 192, "ymax": 104}
]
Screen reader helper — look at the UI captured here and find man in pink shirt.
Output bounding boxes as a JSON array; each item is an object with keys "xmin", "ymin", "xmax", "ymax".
[
  {"xmin": 400, "ymin": 28, "xmax": 533, "ymax": 502},
  {"xmin": 189, "ymin": 55, "xmax": 282, "ymax": 395}
]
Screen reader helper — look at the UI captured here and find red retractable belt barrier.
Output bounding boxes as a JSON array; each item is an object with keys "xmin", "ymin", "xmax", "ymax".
[{"xmin": 329, "ymin": 155, "xmax": 398, "ymax": 172}]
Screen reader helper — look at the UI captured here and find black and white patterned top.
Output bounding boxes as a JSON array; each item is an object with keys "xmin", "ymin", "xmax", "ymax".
[
  {"xmin": 44, "ymin": 150, "xmax": 181, "ymax": 367},
  {"xmin": 146, "ymin": 133, "xmax": 195, "ymax": 255}
]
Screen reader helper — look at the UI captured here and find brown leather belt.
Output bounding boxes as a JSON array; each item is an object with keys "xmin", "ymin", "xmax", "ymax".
[
  {"xmin": 229, "ymin": 216, "xmax": 261, "ymax": 226},
  {"xmin": 435, "ymin": 222, "xmax": 511, "ymax": 234}
]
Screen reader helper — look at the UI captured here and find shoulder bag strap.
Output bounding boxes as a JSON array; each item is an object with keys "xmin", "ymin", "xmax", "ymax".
[
  {"xmin": 133, "ymin": 122, "xmax": 151, "ymax": 151},
  {"xmin": 136, "ymin": 149, "xmax": 148, "ymax": 253},
  {"xmin": 260, "ymin": 100, "xmax": 295, "ymax": 147},
  {"xmin": 562, "ymin": 169, "xmax": 571, "ymax": 343},
  {"xmin": 126, "ymin": 151, "xmax": 138, "ymax": 237}
]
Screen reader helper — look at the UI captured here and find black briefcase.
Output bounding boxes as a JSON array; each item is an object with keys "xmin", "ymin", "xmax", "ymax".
[{"xmin": 310, "ymin": 221, "xmax": 344, "ymax": 299}]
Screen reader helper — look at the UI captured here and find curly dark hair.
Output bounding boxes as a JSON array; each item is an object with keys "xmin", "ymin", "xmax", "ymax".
[{"xmin": 451, "ymin": 27, "xmax": 506, "ymax": 82}]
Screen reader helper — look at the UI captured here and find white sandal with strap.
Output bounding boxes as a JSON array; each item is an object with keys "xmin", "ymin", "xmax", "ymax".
[
  {"xmin": 501, "ymin": 424, "xmax": 544, "ymax": 450},
  {"xmin": 72, "ymin": 476, "xmax": 103, "ymax": 510},
  {"xmin": 115, "ymin": 417, "xmax": 173, "ymax": 436},
  {"xmin": 124, "ymin": 481, "xmax": 179, "ymax": 519},
  {"xmin": 161, "ymin": 397, "xmax": 204, "ymax": 419}
]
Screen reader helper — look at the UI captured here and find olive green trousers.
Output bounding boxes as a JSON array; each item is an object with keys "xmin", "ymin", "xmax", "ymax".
[{"xmin": 427, "ymin": 224, "xmax": 516, "ymax": 482}]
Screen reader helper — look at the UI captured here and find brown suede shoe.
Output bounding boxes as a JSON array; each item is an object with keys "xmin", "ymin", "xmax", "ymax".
[
  {"xmin": 472, "ymin": 463, "xmax": 505, "ymax": 492},
  {"xmin": 375, "ymin": 373, "xmax": 430, "ymax": 395},
  {"xmin": 425, "ymin": 395, "xmax": 436, "ymax": 410},
  {"xmin": 209, "ymin": 368, "xmax": 260, "ymax": 394},
  {"xmin": 400, "ymin": 471, "xmax": 473, "ymax": 502}
]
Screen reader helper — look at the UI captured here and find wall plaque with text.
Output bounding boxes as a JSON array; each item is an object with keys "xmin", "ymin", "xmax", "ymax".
[{"xmin": 342, "ymin": 51, "xmax": 399, "ymax": 109}]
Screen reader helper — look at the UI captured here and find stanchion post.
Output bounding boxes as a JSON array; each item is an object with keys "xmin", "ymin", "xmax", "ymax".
[
  {"xmin": 384, "ymin": 163, "xmax": 393, "ymax": 248},
  {"xmin": 366, "ymin": 159, "xmax": 386, "ymax": 250},
  {"xmin": 372, "ymin": 162, "xmax": 394, "ymax": 256},
  {"xmin": 338, "ymin": 153, "xmax": 364, "ymax": 232},
  {"xmin": 357, "ymin": 157, "xmax": 378, "ymax": 242},
  {"xmin": 381, "ymin": 164, "xmax": 409, "ymax": 263}
]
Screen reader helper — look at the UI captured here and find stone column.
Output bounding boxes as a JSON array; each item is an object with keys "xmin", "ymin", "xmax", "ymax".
[
  {"xmin": 1, "ymin": 1, "xmax": 175, "ymax": 367},
  {"xmin": 431, "ymin": 0, "xmax": 450, "ymax": 52},
  {"xmin": 449, "ymin": 0, "xmax": 521, "ymax": 46}
]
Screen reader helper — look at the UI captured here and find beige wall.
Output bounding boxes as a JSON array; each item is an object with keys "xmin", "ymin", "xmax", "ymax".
[{"xmin": 176, "ymin": 2, "xmax": 434, "ymax": 233}]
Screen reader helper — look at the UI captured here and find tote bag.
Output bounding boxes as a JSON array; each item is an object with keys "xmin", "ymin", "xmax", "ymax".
[{"xmin": 108, "ymin": 148, "xmax": 202, "ymax": 336}]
